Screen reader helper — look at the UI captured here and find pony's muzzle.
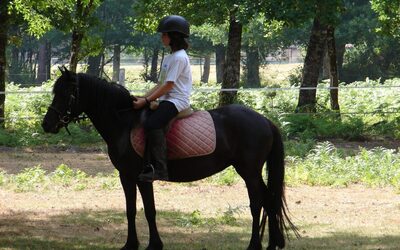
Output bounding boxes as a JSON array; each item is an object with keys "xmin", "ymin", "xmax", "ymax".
[{"xmin": 42, "ymin": 118, "xmax": 61, "ymax": 134}]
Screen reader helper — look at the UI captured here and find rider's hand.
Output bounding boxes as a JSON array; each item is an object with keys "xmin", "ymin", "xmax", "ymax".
[{"xmin": 133, "ymin": 97, "xmax": 147, "ymax": 109}]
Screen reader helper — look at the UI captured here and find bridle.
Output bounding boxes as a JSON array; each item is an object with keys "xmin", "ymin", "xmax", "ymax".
[{"xmin": 49, "ymin": 79, "xmax": 87, "ymax": 135}]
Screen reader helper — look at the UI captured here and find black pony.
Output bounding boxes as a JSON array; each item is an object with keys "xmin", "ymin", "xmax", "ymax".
[{"xmin": 42, "ymin": 68, "xmax": 298, "ymax": 250}]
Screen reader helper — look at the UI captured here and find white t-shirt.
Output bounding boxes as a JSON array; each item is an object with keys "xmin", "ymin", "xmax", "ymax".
[{"xmin": 158, "ymin": 49, "xmax": 192, "ymax": 112}]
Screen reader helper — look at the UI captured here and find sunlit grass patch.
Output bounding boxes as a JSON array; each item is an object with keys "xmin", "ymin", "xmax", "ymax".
[{"xmin": 286, "ymin": 142, "xmax": 400, "ymax": 190}]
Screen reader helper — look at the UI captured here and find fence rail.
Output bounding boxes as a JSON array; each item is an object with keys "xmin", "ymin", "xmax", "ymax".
[
  {"xmin": 1, "ymin": 84, "xmax": 400, "ymax": 121},
  {"xmin": 2, "ymin": 84, "xmax": 400, "ymax": 95},
  {"xmin": 2, "ymin": 110, "xmax": 400, "ymax": 122}
]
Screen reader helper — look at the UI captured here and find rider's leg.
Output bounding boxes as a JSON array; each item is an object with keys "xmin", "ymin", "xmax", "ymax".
[{"xmin": 138, "ymin": 101, "xmax": 178, "ymax": 182}]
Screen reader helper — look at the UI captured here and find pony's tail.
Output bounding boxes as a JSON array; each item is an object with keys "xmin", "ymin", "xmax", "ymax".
[{"xmin": 264, "ymin": 122, "xmax": 300, "ymax": 248}]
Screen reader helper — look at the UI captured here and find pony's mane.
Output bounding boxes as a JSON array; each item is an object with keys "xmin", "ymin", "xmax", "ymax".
[
  {"xmin": 80, "ymin": 73, "xmax": 131, "ymax": 97},
  {"xmin": 53, "ymin": 72, "xmax": 131, "ymax": 99}
]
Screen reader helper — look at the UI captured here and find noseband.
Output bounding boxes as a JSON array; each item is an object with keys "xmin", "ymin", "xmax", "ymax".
[{"xmin": 49, "ymin": 79, "xmax": 87, "ymax": 135}]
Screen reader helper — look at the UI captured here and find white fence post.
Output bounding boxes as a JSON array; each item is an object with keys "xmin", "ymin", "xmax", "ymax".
[{"xmin": 119, "ymin": 68, "xmax": 125, "ymax": 86}]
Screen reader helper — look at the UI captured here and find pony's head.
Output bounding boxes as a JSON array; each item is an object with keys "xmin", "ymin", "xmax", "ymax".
[{"xmin": 42, "ymin": 66, "xmax": 83, "ymax": 134}]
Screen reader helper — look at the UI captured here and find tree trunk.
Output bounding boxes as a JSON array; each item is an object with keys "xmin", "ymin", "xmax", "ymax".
[
  {"xmin": 296, "ymin": 18, "xmax": 327, "ymax": 113},
  {"xmin": 112, "ymin": 44, "xmax": 121, "ymax": 82},
  {"xmin": 336, "ymin": 43, "xmax": 345, "ymax": 83},
  {"xmin": 149, "ymin": 47, "xmax": 159, "ymax": 82},
  {"xmin": 201, "ymin": 54, "xmax": 211, "ymax": 83},
  {"xmin": 45, "ymin": 41, "xmax": 51, "ymax": 81},
  {"xmin": 70, "ymin": 0, "xmax": 96, "ymax": 73},
  {"xmin": 69, "ymin": 30, "xmax": 84, "ymax": 73},
  {"xmin": 9, "ymin": 47, "xmax": 19, "ymax": 83},
  {"xmin": 245, "ymin": 47, "xmax": 260, "ymax": 88},
  {"xmin": 87, "ymin": 54, "xmax": 102, "ymax": 77},
  {"xmin": 219, "ymin": 14, "xmax": 242, "ymax": 106},
  {"xmin": 0, "ymin": 0, "xmax": 9, "ymax": 127},
  {"xmin": 142, "ymin": 48, "xmax": 150, "ymax": 81},
  {"xmin": 215, "ymin": 44, "xmax": 225, "ymax": 83},
  {"xmin": 327, "ymin": 25, "xmax": 340, "ymax": 112},
  {"xmin": 321, "ymin": 47, "xmax": 330, "ymax": 80},
  {"xmin": 37, "ymin": 39, "xmax": 51, "ymax": 83}
]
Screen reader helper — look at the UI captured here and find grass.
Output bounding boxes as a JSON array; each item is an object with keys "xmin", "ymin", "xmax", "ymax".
[
  {"xmin": 1, "ymin": 142, "xmax": 399, "ymax": 193},
  {"xmin": 1, "ymin": 208, "xmax": 399, "ymax": 250},
  {"xmin": 0, "ymin": 164, "xmax": 120, "ymax": 192},
  {"xmin": 285, "ymin": 142, "xmax": 400, "ymax": 190},
  {"xmin": 1, "ymin": 153, "xmax": 400, "ymax": 249}
]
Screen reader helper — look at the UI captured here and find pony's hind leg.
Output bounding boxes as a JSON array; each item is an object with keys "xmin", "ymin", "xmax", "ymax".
[
  {"xmin": 243, "ymin": 176, "xmax": 265, "ymax": 250},
  {"xmin": 137, "ymin": 182, "xmax": 163, "ymax": 250}
]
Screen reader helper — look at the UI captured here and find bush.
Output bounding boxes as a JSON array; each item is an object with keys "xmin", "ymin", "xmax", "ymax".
[
  {"xmin": 14, "ymin": 166, "xmax": 47, "ymax": 192},
  {"xmin": 51, "ymin": 164, "xmax": 87, "ymax": 187}
]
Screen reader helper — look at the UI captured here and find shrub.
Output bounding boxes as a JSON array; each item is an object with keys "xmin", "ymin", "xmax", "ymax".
[
  {"xmin": 14, "ymin": 166, "xmax": 47, "ymax": 192},
  {"xmin": 51, "ymin": 164, "xmax": 88, "ymax": 187}
]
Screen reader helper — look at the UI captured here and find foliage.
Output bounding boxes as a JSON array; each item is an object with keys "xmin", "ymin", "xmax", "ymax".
[
  {"xmin": 207, "ymin": 167, "xmax": 239, "ymax": 186},
  {"xmin": 13, "ymin": 165, "xmax": 47, "ymax": 192},
  {"xmin": 1, "ymin": 164, "xmax": 121, "ymax": 192},
  {"xmin": 2, "ymin": 76, "xmax": 400, "ymax": 146},
  {"xmin": 176, "ymin": 206, "xmax": 243, "ymax": 229},
  {"xmin": 3, "ymin": 81, "xmax": 102, "ymax": 146},
  {"xmin": 9, "ymin": 0, "xmax": 55, "ymax": 37},
  {"xmin": 342, "ymin": 36, "xmax": 400, "ymax": 82},
  {"xmin": 371, "ymin": 0, "xmax": 400, "ymax": 37},
  {"xmin": 287, "ymin": 65, "xmax": 303, "ymax": 86},
  {"xmin": 51, "ymin": 164, "xmax": 88, "ymax": 187},
  {"xmin": 286, "ymin": 142, "xmax": 400, "ymax": 190},
  {"xmin": 2, "ymin": 141, "xmax": 400, "ymax": 191}
]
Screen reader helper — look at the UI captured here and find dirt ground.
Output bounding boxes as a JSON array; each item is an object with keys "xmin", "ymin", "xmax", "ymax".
[{"xmin": 1, "ymin": 145, "xmax": 400, "ymax": 249}]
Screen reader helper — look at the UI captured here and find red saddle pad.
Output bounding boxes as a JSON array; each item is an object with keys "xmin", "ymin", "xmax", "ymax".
[{"xmin": 130, "ymin": 111, "xmax": 216, "ymax": 160}]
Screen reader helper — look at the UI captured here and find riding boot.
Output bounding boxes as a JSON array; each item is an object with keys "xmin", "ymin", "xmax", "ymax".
[{"xmin": 138, "ymin": 129, "xmax": 169, "ymax": 182}]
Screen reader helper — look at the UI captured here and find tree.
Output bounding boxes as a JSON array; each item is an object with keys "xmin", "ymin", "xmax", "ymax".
[
  {"xmin": 219, "ymin": 11, "xmax": 242, "ymax": 105},
  {"xmin": 0, "ymin": 0, "xmax": 9, "ymax": 127},
  {"xmin": 264, "ymin": 1, "xmax": 344, "ymax": 112},
  {"xmin": 37, "ymin": 38, "xmax": 51, "ymax": 83},
  {"xmin": 92, "ymin": 0, "xmax": 136, "ymax": 80},
  {"xmin": 34, "ymin": 0, "xmax": 103, "ymax": 73},
  {"xmin": 371, "ymin": 0, "xmax": 400, "ymax": 38},
  {"xmin": 134, "ymin": 0, "xmax": 260, "ymax": 106},
  {"xmin": 242, "ymin": 16, "xmax": 287, "ymax": 88},
  {"xmin": 0, "ymin": 0, "xmax": 54, "ymax": 127},
  {"xmin": 191, "ymin": 23, "xmax": 228, "ymax": 83},
  {"xmin": 189, "ymin": 26, "xmax": 216, "ymax": 84},
  {"xmin": 335, "ymin": 0, "xmax": 374, "ymax": 82},
  {"xmin": 66, "ymin": 0, "xmax": 102, "ymax": 72}
]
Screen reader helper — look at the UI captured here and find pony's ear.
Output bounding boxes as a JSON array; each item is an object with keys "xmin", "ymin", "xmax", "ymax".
[{"xmin": 58, "ymin": 65, "xmax": 70, "ymax": 76}]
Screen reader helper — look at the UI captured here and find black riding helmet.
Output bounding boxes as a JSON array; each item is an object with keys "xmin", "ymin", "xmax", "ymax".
[{"xmin": 157, "ymin": 15, "xmax": 190, "ymax": 38}]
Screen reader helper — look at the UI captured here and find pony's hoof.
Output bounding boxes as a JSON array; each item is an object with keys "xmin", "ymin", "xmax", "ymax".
[
  {"xmin": 246, "ymin": 243, "xmax": 262, "ymax": 250},
  {"xmin": 120, "ymin": 244, "xmax": 138, "ymax": 250},
  {"xmin": 145, "ymin": 245, "xmax": 163, "ymax": 250}
]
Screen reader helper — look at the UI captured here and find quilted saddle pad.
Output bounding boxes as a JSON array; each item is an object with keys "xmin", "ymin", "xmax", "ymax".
[{"xmin": 130, "ymin": 111, "xmax": 216, "ymax": 160}]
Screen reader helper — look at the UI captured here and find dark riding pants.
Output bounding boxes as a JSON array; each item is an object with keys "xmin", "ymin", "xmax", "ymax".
[{"xmin": 143, "ymin": 101, "xmax": 178, "ymax": 131}]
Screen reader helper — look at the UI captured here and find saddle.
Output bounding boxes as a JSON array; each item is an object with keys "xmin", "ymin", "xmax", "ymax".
[{"xmin": 130, "ymin": 110, "xmax": 216, "ymax": 160}]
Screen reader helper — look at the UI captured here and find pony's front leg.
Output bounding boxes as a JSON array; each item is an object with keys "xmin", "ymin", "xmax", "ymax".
[
  {"xmin": 120, "ymin": 173, "xmax": 139, "ymax": 250},
  {"xmin": 137, "ymin": 182, "xmax": 163, "ymax": 250}
]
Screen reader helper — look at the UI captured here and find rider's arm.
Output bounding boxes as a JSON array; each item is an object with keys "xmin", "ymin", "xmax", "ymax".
[{"xmin": 133, "ymin": 81, "xmax": 174, "ymax": 109}]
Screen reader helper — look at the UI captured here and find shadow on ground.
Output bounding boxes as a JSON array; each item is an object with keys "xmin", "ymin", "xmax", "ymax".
[{"xmin": 0, "ymin": 209, "xmax": 399, "ymax": 250}]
